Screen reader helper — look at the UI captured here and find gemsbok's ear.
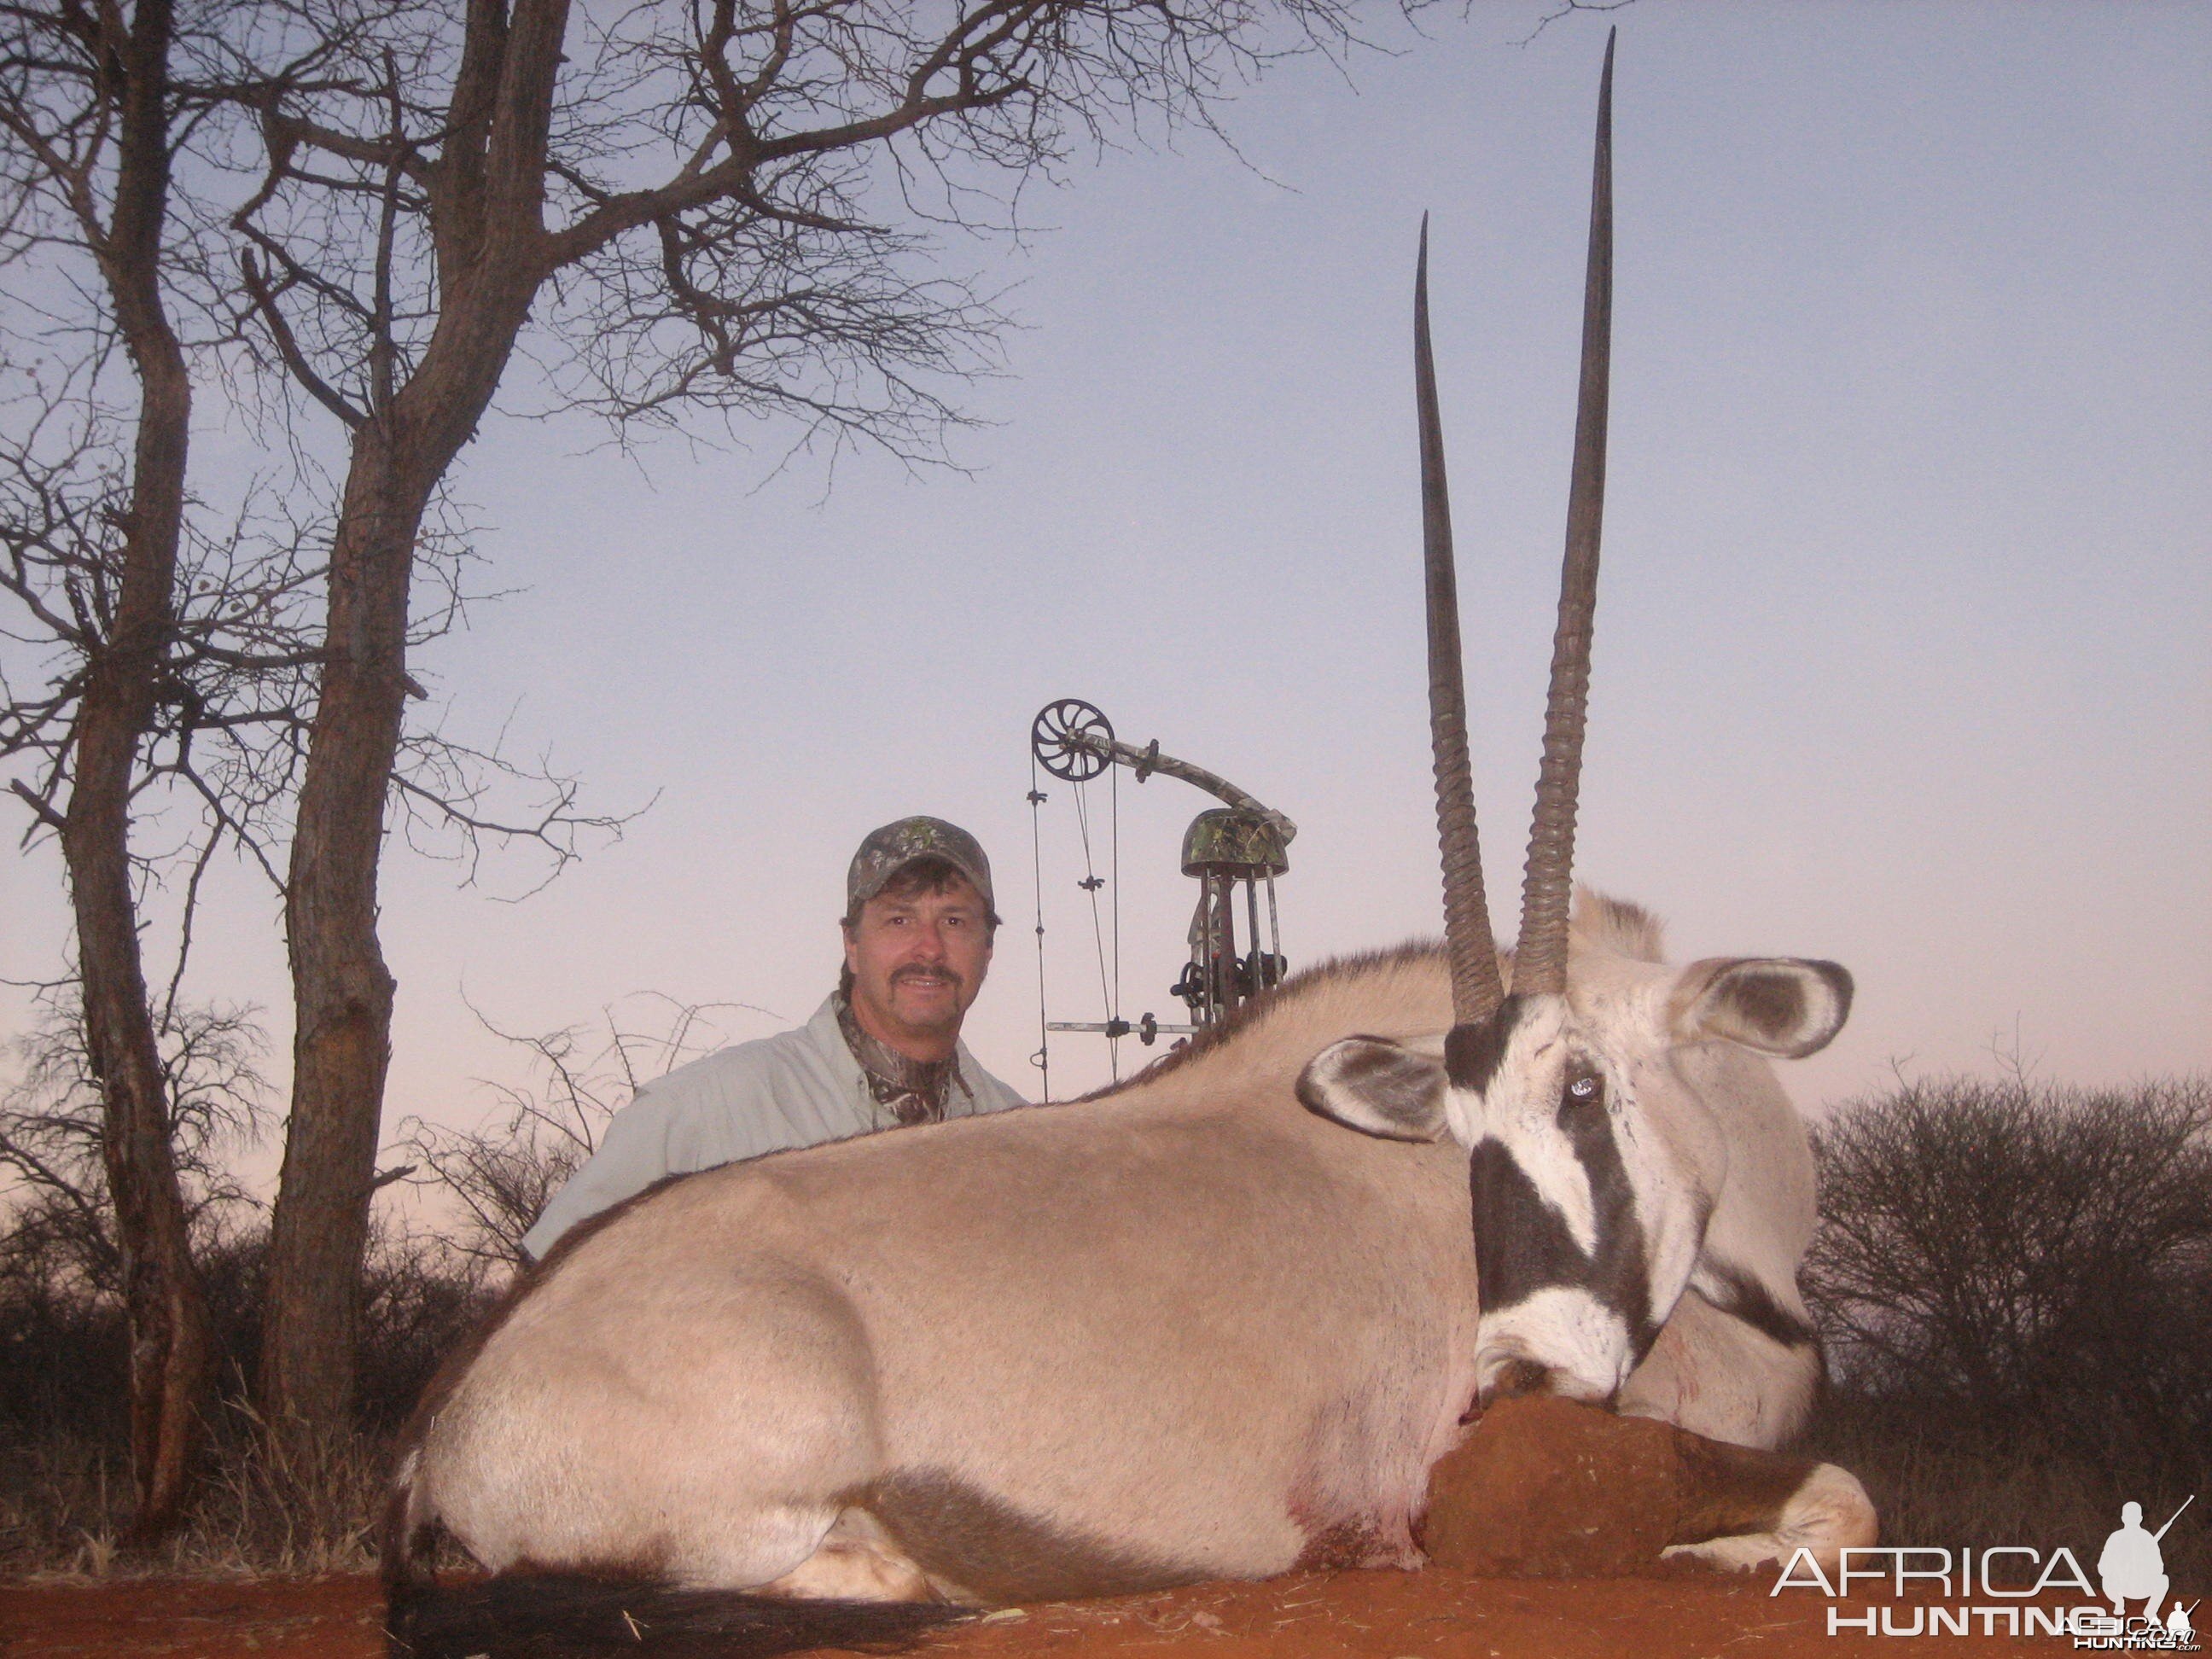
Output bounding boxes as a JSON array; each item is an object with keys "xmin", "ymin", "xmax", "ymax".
[
  {"xmin": 1297, "ymin": 1036, "xmax": 1451, "ymax": 1142},
  {"xmin": 1669, "ymin": 958, "xmax": 1854, "ymax": 1059}
]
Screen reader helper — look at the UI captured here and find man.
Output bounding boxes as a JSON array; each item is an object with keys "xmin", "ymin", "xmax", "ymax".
[{"xmin": 521, "ymin": 817, "xmax": 1027, "ymax": 1257}]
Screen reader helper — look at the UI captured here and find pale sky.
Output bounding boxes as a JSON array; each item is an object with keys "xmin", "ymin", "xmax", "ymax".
[{"xmin": 3, "ymin": 1, "xmax": 2206, "ymax": 1177}]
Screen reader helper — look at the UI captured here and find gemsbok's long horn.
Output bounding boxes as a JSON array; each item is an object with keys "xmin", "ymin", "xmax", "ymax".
[
  {"xmin": 1416, "ymin": 216, "xmax": 1507, "ymax": 1025},
  {"xmin": 1513, "ymin": 30, "xmax": 1615, "ymax": 999}
]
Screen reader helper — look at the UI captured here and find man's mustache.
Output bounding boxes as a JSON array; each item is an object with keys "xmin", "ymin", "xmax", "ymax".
[{"xmin": 891, "ymin": 963, "xmax": 963, "ymax": 991}]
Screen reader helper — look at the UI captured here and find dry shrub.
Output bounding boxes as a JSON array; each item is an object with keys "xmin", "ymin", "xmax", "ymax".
[
  {"xmin": 0, "ymin": 1219, "xmax": 492, "ymax": 1577},
  {"xmin": 1810, "ymin": 1396, "xmax": 2209, "ymax": 1592},
  {"xmin": 0, "ymin": 1415, "xmax": 388, "ymax": 1579},
  {"xmin": 1802, "ymin": 1074, "xmax": 2212, "ymax": 1589}
]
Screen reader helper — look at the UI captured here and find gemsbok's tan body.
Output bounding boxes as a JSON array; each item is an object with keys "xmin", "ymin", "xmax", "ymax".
[{"xmin": 399, "ymin": 945, "xmax": 1475, "ymax": 1605}]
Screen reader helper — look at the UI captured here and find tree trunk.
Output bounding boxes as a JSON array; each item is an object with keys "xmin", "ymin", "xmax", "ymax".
[
  {"xmin": 60, "ymin": 0, "xmax": 215, "ymax": 1545},
  {"xmin": 67, "ymin": 649, "xmax": 214, "ymax": 1545},
  {"xmin": 259, "ymin": 434, "xmax": 416, "ymax": 1457},
  {"xmin": 259, "ymin": 344, "xmax": 553, "ymax": 1459}
]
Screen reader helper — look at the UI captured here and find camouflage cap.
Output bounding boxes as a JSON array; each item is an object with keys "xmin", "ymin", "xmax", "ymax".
[{"xmin": 847, "ymin": 817, "xmax": 995, "ymax": 915}]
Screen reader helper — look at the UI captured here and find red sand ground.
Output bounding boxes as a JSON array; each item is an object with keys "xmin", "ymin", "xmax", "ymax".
[
  {"xmin": 0, "ymin": 1569, "xmax": 2091, "ymax": 1658},
  {"xmin": 0, "ymin": 1401, "xmax": 2105, "ymax": 1657}
]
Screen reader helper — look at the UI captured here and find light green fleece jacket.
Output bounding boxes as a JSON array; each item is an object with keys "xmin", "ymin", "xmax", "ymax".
[{"xmin": 521, "ymin": 993, "xmax": 1027, "ymax": 1258}]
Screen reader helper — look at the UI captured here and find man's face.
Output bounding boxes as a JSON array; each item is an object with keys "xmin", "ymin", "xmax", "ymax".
[{"xmin": 842, "ymin": 875, "xmax": 993, "ymax": 1058}]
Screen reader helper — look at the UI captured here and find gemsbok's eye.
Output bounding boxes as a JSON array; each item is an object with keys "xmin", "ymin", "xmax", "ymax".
[{"xmin": 1565, "ymin": 1067, "xmax": 1604, "ymax": 1106}]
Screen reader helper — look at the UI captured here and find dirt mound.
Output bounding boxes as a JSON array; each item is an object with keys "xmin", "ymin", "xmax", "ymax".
[{"xmin": 1423, "ymin": 1393, "xmax": 1687, "ymax": 1575}]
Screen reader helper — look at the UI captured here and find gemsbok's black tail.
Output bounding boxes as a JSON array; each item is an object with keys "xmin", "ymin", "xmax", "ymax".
[
  {"xmin": 385, "ymin": 1573, "xmax": 972, "ymax": 1659},
  {"xmin": 381, "ymin": 1459, "xmax": 971, "ymax": 1659}
]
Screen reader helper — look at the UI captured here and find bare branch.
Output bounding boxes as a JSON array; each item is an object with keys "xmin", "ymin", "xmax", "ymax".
[
  {"xmin": 399, "ymin": 991, "xmax": 779, "ymax": 1264},
  {"xmin": 236, "ymin": 248, "xmax": 367, "ymax": 428},
  {"xmin": 9, "ymin": 775, "xmax": 66, "ymax": 830}
]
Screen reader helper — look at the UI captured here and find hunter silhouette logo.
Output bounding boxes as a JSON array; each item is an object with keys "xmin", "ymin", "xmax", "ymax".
[
  {"xmin": 1771, "ymin": 1491, "xmax": 2200, "ymax": 1646},
  {"xmin": 2100, "ymin": 1499, "xmax": 2190, "ymax": 1622}
]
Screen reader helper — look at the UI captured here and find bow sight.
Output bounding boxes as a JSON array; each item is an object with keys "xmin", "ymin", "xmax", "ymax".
[{"xmin": 1028, "ymin": 699, "xmax": 1295, "ymax": 1092}]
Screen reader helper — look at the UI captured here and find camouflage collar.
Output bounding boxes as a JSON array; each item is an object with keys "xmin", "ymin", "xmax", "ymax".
[{"xmin": 835, "ymin": 992, "xmax": 973, "ymax": 1126}]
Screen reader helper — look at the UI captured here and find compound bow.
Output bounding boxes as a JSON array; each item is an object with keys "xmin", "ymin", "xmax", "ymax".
[{"xmin": 1027, "ymin": 698, "xmax": 1296, "ymax": 1098}]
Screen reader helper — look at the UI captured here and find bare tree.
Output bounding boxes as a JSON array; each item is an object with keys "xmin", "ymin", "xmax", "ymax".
[
  {"xmin": 229, "ymin": 0, "xmax": 1368, "ymax": 1454},
  {"xmin": 0, "ymin": 0, "xmax": 278, "ymax": 1540},
  {"xmin": 0, "ymin": 987, "xmax": 271, "ymax": 1301}
]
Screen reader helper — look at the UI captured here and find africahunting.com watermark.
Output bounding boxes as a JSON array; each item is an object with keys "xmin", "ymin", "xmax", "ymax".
[{"xmin": 1771, "ymin": 1498, "xmax": 2198, "ymax": 1647}]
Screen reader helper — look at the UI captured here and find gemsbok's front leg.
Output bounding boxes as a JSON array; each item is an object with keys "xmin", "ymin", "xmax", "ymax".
[
  {"xmin": 1422, "ymin": 1395, "xmax": 1877, "ymax": 1580},
  {"xmin": 1656, "ymin": 1421, "xmax": 1877, "ymax": 1575}
]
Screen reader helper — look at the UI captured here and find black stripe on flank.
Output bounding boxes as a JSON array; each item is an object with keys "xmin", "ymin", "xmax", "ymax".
[{"xmin": 1703, "ymin": 1262, "xmax": 1819, "ymax": 1351}]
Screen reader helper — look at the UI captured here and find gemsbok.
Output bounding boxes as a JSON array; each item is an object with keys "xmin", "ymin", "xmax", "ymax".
[{"xmin": 384, "ymin": 37, "xmax": 1875, "ymax": 1659}]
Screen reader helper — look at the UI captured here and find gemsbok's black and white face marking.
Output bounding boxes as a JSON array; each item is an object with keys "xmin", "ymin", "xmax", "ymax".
[{"xmin": 1298, "ymin": 936, "xmax": 1852, "ymax": 1410}]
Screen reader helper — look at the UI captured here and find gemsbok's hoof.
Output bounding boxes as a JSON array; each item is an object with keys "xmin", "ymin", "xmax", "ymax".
[{"xmin": 1661, "ymin": 1461, "xmax": 1878, "ymax": 1577}]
